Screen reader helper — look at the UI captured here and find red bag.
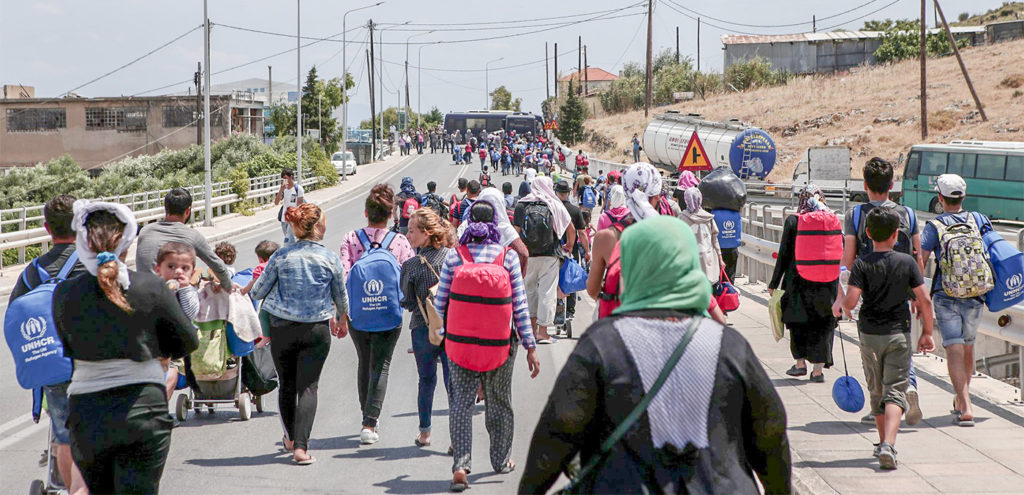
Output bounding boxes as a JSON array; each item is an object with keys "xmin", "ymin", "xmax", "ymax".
[
  {"xmin": 713, "ymin": 268, "xmax": 740, "ymax": 312},
  {"xmin": 445, "ymin": 246, "xmax": 514, "ymax": 372},
  {"xmin": 794, "ymin": 211, "xmax": 843, "ymax": 283}
]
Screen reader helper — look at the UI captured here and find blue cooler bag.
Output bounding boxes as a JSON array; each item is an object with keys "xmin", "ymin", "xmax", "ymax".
[
  {"xmin": 225, "ymin": 322, "xmax": 255, "ymax": 357},
  {"xmin": 559, "ymin": 258, "xmax": 588, "ymax": 294},
  {"xmin": 978, "ymin": 215, "xmax": 1024, "ymax": 311}
]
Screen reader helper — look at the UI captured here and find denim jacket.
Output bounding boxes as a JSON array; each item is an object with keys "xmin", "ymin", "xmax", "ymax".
[{"xmin": 251, "ymin": 240, "xmax": 349, "ymax": 323}]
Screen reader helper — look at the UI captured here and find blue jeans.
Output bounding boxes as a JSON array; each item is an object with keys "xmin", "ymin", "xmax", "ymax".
[
  {"xmin": 281, "ymin": 221, "xmax": 295, "ymax": 244},
  {"xmin": 933, "ymin": 293, "xmax": 984, "ymax": 347},
  {"xmin": 411, "ymin": 327, "xmax": 450, "ymax": 433}
]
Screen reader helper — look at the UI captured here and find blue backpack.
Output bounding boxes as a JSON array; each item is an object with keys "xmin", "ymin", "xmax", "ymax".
[
  {"xmin": 581, "ymin": 186, "xmax": 597, "ymax": 208},
  {"xmin": 346, "ymin": 230, "xmax": 404, "ymax": 332},
  {"xmin": 4, "ymin": 251, "xmax": 78, "ymax": 391}
]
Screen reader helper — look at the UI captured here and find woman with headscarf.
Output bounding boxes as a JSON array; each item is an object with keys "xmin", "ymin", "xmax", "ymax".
[
  {"xmin": 394, "ymin": 176, "xmax": 423, "ymax": 235},
  {"xmin": 434, "ymin": 201, "xmax": 540, "ymax": 492},
  {"xmin": 596, "ymin": 184, "xmax": 629, "ymax": 231},
  {"xmin": 457, "ymin": 187, "xmax": 531, "ymax": 272},
  {"xmin": 520, "ymin": 216, "xmax": 791, "ymax": 494},
  {"xmin": 622, "ymin": 162, "xmax": 668, "ymax": 222},
  {"xmin": 768, "ymin": 185, "xmax": 838, "ymax": 383},
  {"xmin": 678, "ymin": 187, "xmax": 725, "ymax": 284},
  {"xmin": 53, "ymin": 201, "xmax": 198, "ymax": 493},
  {"xmin": 514, "ymin": 176, "xmax": 574, "ymax": 344}
]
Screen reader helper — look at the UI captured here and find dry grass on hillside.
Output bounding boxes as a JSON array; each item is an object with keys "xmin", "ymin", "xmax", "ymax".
[{"xmin": 585, "ymin": 39, "xmax": 1024, "ymax": 182}]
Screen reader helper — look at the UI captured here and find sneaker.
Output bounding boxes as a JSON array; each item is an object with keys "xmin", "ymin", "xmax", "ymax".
[
  {"xmin": 905, "ymin": 386, "xmax": 922, "ymax": 426},
  {"xmin": 360, "ymin": 428, "xmax": 380, "ymax": 445},
  {"xmin": 861, "ymin": 413, "xmax": 876, "ymax": 426},
  {"xmin": 877, "ymin": 442, "xmax": 898, "ymax": 469}
]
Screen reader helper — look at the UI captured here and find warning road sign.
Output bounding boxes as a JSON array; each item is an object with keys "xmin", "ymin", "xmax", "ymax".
[{"xmin": 679, "ymin": 131, "xmax": 713, "ymax": 172}]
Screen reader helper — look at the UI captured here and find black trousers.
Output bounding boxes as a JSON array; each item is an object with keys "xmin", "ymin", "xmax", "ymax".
[
  {"xmin": 350, "ymin": 327, "xmax": 401, "ymax": 427},
  {"xmin": 721, "ymin": 247, "xmax": 739, "ymax": 283},
  {"xmin": 268, "ymin": 317, "xmax": 332, "ymax": 451},
  {"xmin": 68, "ymin": 383, "xmax": 172, "ymax": 495}
]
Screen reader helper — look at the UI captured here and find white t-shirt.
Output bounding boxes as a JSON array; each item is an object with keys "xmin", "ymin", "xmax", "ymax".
[{"xmin": 279, "ymin": 184, "xmax": 304, "ymax": 220}]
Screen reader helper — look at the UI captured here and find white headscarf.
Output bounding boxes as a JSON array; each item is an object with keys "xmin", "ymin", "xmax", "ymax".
[
  {"xmin": 457, "ymin": 187, "xmax": 520, "ymax": 247},
  {"xmin": 520, "ymin": 176, "xmax": 572, "ymax": 236},
  {"xmin": 623, "ymin": 162, "xmax": 662, "ymax": 221},
  {"xmin": 72, "ymin": 200, "xmax": 138, "ymax": 290},
  {"xmin": 607, "ymin": 184, "xmax": 627, "ymax": 210},
  {"xmin": 524, "ymin": 168, "xmax": 537, "ymax": 184}
]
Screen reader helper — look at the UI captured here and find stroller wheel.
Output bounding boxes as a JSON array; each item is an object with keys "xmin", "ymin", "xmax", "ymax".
[
  {"xmin": 565, "ymin": 320, "xmax": 573, "ymax": 339},
  {"xmin": 29, "ymin": 479, "xmax": 45, "ymax": 495},
  {"xmin": 239, "ymin": 393, "xmax": 252, "ymax": 421},
  {"xmin": 255, "ymin": 394, "xmax": 264, "ymax": 413},
  {"xmin": 175, "ymin": 394, "xmax": 189, "ymax": 422}
]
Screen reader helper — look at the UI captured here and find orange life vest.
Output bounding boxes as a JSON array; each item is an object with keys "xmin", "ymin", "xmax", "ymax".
[
  {"xmin": 794, "ymin": 211, "xmax": 843, "ymax": 283},
  {"xmin": 444, "ymin": 246, "xmax": 513, "ymax": 372}
]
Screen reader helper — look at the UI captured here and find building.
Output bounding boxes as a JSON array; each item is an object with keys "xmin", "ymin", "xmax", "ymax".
[
  {"xmin": 557, "ymin": 67, "xmax": 619, "ymax": 96},
  {"xmin": 204, "ymin": 78, "xmax": 298, "ymax": 107},
  {"xmin": 1, "ymin": 92, "xmax": 264, "ymax": 169},
  {"xmin": 986, "ymin": 20, "xmax": 1024, "ymax": 43},
  {"xmin": 723, "ymin": 26, "xmax": 986, "ymax": 74}
]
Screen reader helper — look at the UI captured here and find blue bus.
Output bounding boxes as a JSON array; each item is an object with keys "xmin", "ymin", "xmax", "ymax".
[{"xmin": 443, "ymin": 111, "xmax": 543, "ymax": 137}]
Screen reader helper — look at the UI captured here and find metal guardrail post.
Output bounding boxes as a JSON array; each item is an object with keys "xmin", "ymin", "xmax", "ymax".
[{"xmin": 17, "ymin": 207, "xmax": 27, "ymax": 264}]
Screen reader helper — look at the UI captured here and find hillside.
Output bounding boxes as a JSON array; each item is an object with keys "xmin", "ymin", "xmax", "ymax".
[
  {"xmin": 953, "ymin": 1, "xmax": 1024, "ymax": 26},
  {"xmin": 584, "ymin": 38, "xmax": 1024, "ymax": 182}
]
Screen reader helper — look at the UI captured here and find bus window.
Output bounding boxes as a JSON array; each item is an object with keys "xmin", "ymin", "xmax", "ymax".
[
  {"xmin": 975, "ymin": 154, "xmax": 1006, "ymax": 180},
  {"xmin": 1005, "ymin": 156, "xmax": 1024, "ymax": 181},
  {"xmin": 904, "ymin": 151, "xmax": 921, "ymax": 179},
  {"xmin": 947, "ymin": 153, "xmax": 976, "ymax": 177},
  {"xmin": 920, "ymin": 151, "xmax": 948, "ymax": 176}
]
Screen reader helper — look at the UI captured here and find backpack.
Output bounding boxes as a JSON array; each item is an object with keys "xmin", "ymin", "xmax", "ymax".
[
  {"xmin": 423, "ymin": 193, "xmax": 449, "ymax": 220},
  {"xmin": 4, "ymin": 251, "xmax": 78, "ymax": 390},
  {"xmin": 450, "ymin": 194, "xmax": 464, "ymax": 225},
  {"xmin": 930, "ymin": 213, "xmax": 995, "ymax": 299},
  {"xmin": 794, "ymin": 211, "xmax": 843, "ymax": 283},
  {"xmin": 581, "ymin": 186, "xmax": 597, "ymax": 208},
  {"xmin": 852, "ymin": 203, "xmax": 917, "ymax": 257},
  {"xmin": 598, "ymin": 225, "xmax": 626, "ymax": 319},
  {"xmin": 978, "ymin": 218, "xmax": 1024, "ymax": 311},
  {"xmin": 346, "ymin": 230, "xmax": 404, "ymax": 331},
  {"xmin": 401, "ymin": 196, "xmax": 420, "ymax": 220},
  {"xmin": 444, "ymin": 246, "xmax": 513, "ymax": 372},
  {"xmin": 711, "ymin": 209, "xmax": 742, "ymax": 249},
  {"xmin": 519, "ymin": 201, "xmax": 558, "ymax": 256}
]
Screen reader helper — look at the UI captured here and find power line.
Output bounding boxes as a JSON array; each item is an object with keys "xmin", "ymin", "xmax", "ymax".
[
  {"xmin": 663, "ymin": 0, "xmax": 883, "ymax": 29},
  {"xmin": 381, "ymin": 47, "xmax": 580, "ymax": 74},
  {"xmin": 374, "ymin": 6, "xmax": 646, "ymax": 32},
  {"xmin": 66, "ymin": 25, "xmax": 204, "ymax": 95},
  {"xmin": 817, "ymin": 0, "xmax": 906, "ymax": 31},
  {"xmin": 377, "ymin": 3, "xmax": 645, "ymax": 27},
  {"xmin": 216, "ymin": 23, "xmax": 365, "ymax": 43}
]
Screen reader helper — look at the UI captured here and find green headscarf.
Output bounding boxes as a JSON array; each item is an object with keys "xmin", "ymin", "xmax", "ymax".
[{"xmin": 613, "ymin": 215, "xmax": 712, "ymax": 315}]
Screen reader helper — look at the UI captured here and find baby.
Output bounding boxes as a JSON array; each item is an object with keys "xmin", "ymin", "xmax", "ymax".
[{"xmin": 154, "ymin": 241, "xmax": 199, "ymax": 401}]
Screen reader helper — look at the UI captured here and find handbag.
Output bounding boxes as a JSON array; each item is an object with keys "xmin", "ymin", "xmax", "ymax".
[
  {"xmin": 557, "ymin": 317, "xmax": 702, "ymax": 494},
  {"xmin": 559, "ymin": 257, "xmax": 589, "ymax": 295},
  {"xmin": 414, "ymin": 255, "xmax": 445, "ymax": 346},
  {"xmin": 712, "ymin": 268, "xmax": 740, "ymax": 312},
  {"xmin": 832, "ymin": 332, "xmax": 865, "ymax": 413}
]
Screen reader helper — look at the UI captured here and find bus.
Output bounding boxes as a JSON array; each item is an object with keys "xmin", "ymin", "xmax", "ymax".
[
  {"xmin": 443, "ymin": 111, "xmax": 543, "ymax": 137},
  {"xmin": 901, "ymin": 140, "xmax": 1024, "ymax": 221}
]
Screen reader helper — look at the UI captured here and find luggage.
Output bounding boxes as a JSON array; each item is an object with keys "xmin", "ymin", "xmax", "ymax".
[
  {"xmin": 346, "ymin": 229, "xmax": 404, "ymax": 332},
  {"xmin": 712, "ymin": 209, "xmax": 742, "ymax": 249},
  {"xmin": 930, "ymin": 213, "xmax": 995, "ymax": 299},
  {"xmin": 4, "ymin": 251, "xmax": 78, "ymax": 390},
  {"xmin": 978, "ymin": 216, "xmax": 1023, "ymax": 311},
  {"xmin": 851, "ymin": 203, "xmax": 917, "ymax": 257},
  {"xmin": 794, "ymin": 210, "xmax": 843, "ymax": 283},
  {"xmin": 445, "ymin": 246, "xmax": 514, "ymax": 372},
  {"xmin": 242, "ymin": 345, "xmax": 278, "ymax": 396},
  {"xmin": 559, "ymin": 258, "xmax": 588, "ymax": 295},
  {"xmin": 519, "ymin": 201, "xmax": 558, "ymax": 256},
  {"xmin": 697, "ymin": 167, "xmax": 747, "ymax": 211},
  {"xmin": 713, "ymin": 269, "xmax": 740, "ymax": 312}
]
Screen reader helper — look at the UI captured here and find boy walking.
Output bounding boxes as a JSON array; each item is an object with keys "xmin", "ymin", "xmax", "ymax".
[{"xmin": 841, "ymin": 207, "xmax": 935, "ymax": 470}]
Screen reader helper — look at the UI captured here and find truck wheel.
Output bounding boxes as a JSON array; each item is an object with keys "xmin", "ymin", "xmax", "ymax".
[{"xmin": 929, "ymin": 197, "xmax": 943, "ymax": 214}]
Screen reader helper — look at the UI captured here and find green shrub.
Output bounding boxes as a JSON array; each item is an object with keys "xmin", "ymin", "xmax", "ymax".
[
  {"xmin": 724, "ymin": 57, "xmax": 792, "ymax": 91},
  {"xmin": 874, "ymin": 27, "xmax": 969, "ymax": 63}
]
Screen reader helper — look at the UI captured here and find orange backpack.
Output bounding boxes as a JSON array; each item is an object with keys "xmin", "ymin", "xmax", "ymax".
[{"xmin": 794, "ymin": 211, "xmax": 843, "ymax": 283}]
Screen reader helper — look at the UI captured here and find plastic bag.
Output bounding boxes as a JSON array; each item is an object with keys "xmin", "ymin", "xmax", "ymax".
[
  {"xmin": 559, "ymin": 258, "xmax": 589, "ymax": 295},
  {"xmin": 697, "ymin": 166, "xmax": 747, "ymax": 211},
  {"xmin": 192, "ymin": 320, "xmax": 229, "ymax": 380},
  {"xmin": 769, "ymin": 289, "xmax": 785, "ymax": 342}
]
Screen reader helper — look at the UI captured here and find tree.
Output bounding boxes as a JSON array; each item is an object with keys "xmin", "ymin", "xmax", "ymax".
[
  {"xmin": 863, "ymin": 18, "xmax": 918, "ymax": 31},
  {"xmin": 557, "ymin": 80, "xmax": 586, "ymax": 145},
  {"xmin": 653, "ymin": 56, "xmax": 695, "ymax": 105},
  {"xmin": 267, "ymin": 67, "xmax": 352, "ymax": 155},
  {"xmin": 424, "ymin": 106, "xmax": 444, "ymax": 127},
  {"xmin": 873, "ymin": 25, "xmax": 968, "ymax": 63},
  {"xmin": 489, "ymin": 85, "xmax": 521, "ymax": 111}
]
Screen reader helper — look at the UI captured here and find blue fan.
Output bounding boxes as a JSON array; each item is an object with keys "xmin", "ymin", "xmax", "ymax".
[{"xmin": 832, "ymin": 333, "xmax": 865, "ymax": 413}]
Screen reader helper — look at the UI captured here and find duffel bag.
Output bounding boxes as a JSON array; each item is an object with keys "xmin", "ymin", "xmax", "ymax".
[{"xmin": 242, "ymin": 344, "xmax": 278, "ymax": 396}]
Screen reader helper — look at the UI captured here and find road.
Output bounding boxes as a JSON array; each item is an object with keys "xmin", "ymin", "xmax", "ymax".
[{"xmin": 1, "ymin": 151, "xmax": 587, "ymax": 494}]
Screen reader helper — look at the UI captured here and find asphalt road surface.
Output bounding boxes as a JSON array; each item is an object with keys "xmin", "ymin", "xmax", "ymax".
[{"xmin": 1, "ymin": 151, "xmax": 588, "ymax": 494}]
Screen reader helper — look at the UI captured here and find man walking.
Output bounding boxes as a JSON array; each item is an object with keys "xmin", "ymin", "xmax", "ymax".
[
  {"xmin": 274, "ymin": 169, "xmax": 305, "ymax": 244},
  {"xmin": 631, "ymin": 133, "xmax": 641, "ymax": 163}
]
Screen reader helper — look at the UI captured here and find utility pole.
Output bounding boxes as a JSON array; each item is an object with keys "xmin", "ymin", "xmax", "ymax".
[
  {"xmin": 296, "ymin": 0, "xmax": 303, "ymax": 182},
  {"xmin": 267, "ymin": 65, "xmax": 272, "ymax": 107},
  {"xmin": 195, "ymin": 62, "xmax": 202, "ymax": 146},
  {"xmin": 369, "ymin": 22, "xmax": 377, "ymax": 160},
  {"xmin": 697, "ymin": 18, "xmax": 701, "ymax": 72},
  {"xmin": 645, "ymin": 0, "xmax": 654, "ymax": 117},
  {"xmin": 202, "ymin": 0, "xmax": 213, "ymax": 226},
  {"xmin": 676, "ymin": 26, "xmax": 680, "ymax": 64},
  {"xmin": 378, "ymin": 26, "xmax": 385, "ymax": 149},
  {"xmin": 405, "ymin": 59, "xmax": 410, "ymax": 130},
  {"xmin": 584, "ymin": 45, "xmax": 589, "ymax": 97},
  {"xmin": 934, "ymin": 0, "xmax": 987, "ymax": 120},
  {"xmin": 554, "ymin": 42, "xmax": 559, "ymax": 98},
  {"xmin": 578, "ymin": 36, "xmax": 582, "ymax": 95},
  {"xmin": 813, "ymin": 15, "xmax": 816, "ymax": 33},
  {"xmin": 920, "ymin": 0, "xmax": 928, "ymax": 138},
  {"xmin": 545, "ymin": 42, "xmax": 550, "ymax": 100}
]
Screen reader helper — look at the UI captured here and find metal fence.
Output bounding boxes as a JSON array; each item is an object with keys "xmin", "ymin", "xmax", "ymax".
[
  {"xmin": 0, "ymin": 173, "xmax": 319, "ymax": 274},
  {"xmin": 737, "ymin": 202, "xmax": 1024, "ymax": 399}
]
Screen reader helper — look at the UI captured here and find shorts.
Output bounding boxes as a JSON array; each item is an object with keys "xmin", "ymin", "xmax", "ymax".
[
  {"xmin": 43, "ymin": 382, "xmax": 72, "ymax": 445},
  {"xmin": 933, "ymin": 293, "xmax": 983, "ymax": 347},
  {"xmin": 859, "ymin": 332, "xmax": 911, "ymax": 416}
]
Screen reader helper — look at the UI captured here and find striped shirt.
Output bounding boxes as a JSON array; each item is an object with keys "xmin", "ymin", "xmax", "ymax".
[{"xmin": 433, "ymin": 242, "xmax": 535, "ymax": 349}]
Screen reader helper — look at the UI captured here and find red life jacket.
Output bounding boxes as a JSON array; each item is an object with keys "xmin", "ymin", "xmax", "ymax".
[
  {"xmin": 794, "ymin": 211, "xmax": 843, "ymax": 283},
  {"xmin": 598, "ymin": 224, "xmax": 626, "ymax": 318},
  {"xmin": 444, "ymin": 246, "xmax": 514, "ymax": 372},
  {"xmin": 402, "ymin": 197, "xmax": 420, "ymax": 219}
]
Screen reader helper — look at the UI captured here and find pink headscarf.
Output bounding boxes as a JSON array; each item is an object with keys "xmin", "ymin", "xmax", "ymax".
[
  {"xmin": 520, "ymin": 176, "xmax": 572, "ymax": 237},
  {"xmin": 678, "ymin": 171, "xmax": 700, "ymax": 190}
]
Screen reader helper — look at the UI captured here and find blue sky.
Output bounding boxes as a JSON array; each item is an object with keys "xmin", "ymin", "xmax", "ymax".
[{"xmin": 0, "ymin": 0, "xmax": 992, "ymax": 125}]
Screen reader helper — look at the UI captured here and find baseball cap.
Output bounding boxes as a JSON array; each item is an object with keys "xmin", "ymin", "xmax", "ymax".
[
  {"xmin": 554, "ymin": 180, "xmax": 572, "ymax": 193},
  {"xmin": 935, "ymin": 174, "xmax": 967, "ymax": 197}
]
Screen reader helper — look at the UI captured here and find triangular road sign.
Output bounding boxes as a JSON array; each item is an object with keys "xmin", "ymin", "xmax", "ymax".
[{"xmin": 679, "ymin": 130, "xmax": 713, "ymax": 172}]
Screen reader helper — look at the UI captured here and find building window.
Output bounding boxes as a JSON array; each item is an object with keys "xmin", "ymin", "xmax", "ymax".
[
  {"xmin": 85, "ymin": 107, "xmax": 147, "ymax": 131},
  {"xmin": 5, "ymin": 108, "xmax": 66, "ymax": 132},
  {"xmin": 162, "ymin": 105, "xmax": 196, "ymax": 127}
]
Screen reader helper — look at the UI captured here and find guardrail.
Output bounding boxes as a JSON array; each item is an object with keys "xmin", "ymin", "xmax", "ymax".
[
  {"xmin": 736, "ymin": 202, "xmax": 1024, "ymax": 399},
  {"xmin": 0, "ymin": 173, "xmax": 320, "ymax": 274}
]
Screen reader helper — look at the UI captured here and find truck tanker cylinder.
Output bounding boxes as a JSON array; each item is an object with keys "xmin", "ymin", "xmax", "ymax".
[{"xmin": 642, "ymin": 113, "xmax": 776, "ymax": 180}]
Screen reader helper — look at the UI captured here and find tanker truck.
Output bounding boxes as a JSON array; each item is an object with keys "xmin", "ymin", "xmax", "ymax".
[{"xmin": 642, "ymin": 112, "xmax": 777, "ymax": 180}]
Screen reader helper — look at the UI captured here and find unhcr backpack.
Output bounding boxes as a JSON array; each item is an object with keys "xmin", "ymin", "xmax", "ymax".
[
  {"xmin": 581, "ymin": 185, "xmax": 597, "ymax": 209},
  {"xmin": 930, "ymin": 213, "xmax": 995, "ymax": 299},
  {"xmin": 794, "ymin": 211, "xmax": 843, "ymax": 283},
  {"xmin": 519, "ymin": 201, "xmax": 558, "ymax": 256},
  {"xmin": 978, "ymin": 218, "xmax": 1024, "ymax": 311},
  {"xmin": 346, "ymin": 230, "xmax": 404, "ymax": 331},
  {"xmin": 4, "ymin": 251, "xmax": 78, "ymax": 390},
  {"xmin": 852, "ymin": 203, "xmax": 917, "ymax": 257}
]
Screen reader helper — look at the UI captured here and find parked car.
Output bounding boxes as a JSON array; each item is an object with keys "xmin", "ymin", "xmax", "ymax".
[{"xmin": 331, "ymin": 151, "xmax": 357, "ymax": 175}]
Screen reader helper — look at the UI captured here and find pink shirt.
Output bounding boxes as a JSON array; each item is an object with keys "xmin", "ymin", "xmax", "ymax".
[
  {"xmin": 339, "ymin": 227, "xmax": 415, "ymax": 279},
  {"xmin": 597, "ymin": 207, "xmax": 630, "ymax": 231}
]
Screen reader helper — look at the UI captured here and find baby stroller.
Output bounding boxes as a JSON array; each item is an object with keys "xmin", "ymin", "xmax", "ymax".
[{"xmin": 29, "ymin": 428, "xmax": 64, "ymax": 495}]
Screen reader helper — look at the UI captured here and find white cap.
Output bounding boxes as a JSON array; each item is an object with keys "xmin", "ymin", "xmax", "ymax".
[{"xmin": 935, "ymin": 173, "xmax": 966, "ymax": 197}]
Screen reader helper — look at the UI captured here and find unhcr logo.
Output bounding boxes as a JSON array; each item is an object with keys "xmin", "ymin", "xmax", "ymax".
[
  {"xmin": 724, "ymin": 220, "xmax": 735, "ymax": 231},
  {"xmin": 1008, "ymin": 273, "xmax": 1023, "ymax": 290},
  {"xmin": 20, "ymin": 317, "xmax": 46, "ymax": 342},
  {"xmin": 363, "ymin": 279, "xmax": 385, "ymax": 296}
]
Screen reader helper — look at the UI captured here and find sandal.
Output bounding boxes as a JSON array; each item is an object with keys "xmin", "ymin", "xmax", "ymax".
[
  {"xmin": 414, "ymin": 436, "xmax": 431, "ymax": 447},
  {"xmin": 785, "ymin": 365, "xmax": 807, "ymax": 377},
  {"xmin": 955, "ymin": 411, "xmax": 975, "ymax": 427},
  {"xmin": 293, "ymin": 455, "xmax": 317, "ymax": 465},
  {"xmin": 450, "ymin": 470, "xmax": 469, "ymax": 492},
  {"xmin": 497, "ymin": 460, "xmax": 516, "ymax": 474},
  {"xmin": 281, "ymin": 435, "xmax": 294, "ymax": 453}
]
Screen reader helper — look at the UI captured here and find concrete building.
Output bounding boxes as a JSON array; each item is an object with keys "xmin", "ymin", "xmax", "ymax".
[
  {"xmin": 558, "ymin": 67, "xmax": 619, "ymax": 97},
  {"xmin": 723, "ymin": 26, "xmax": 986, "ymax": 74},
  {"xmin": 205, "ymin": 78, "xmax": 298, "ymax": 107},
  {"xmin": 986, "ymin": 20, "xmax": 1024, "ymax": 43},
  {"xmin": 1, "ymin": 93, "xmax": 264, "ymax": 169}
]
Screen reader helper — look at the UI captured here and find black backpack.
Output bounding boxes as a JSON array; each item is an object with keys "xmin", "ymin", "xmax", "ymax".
[
  {"xmin": 852, "ymin": 203, "xmax": 918, "ymax": 258},
  {"xmin": 422, "ymin": 193, "xmax": 449, "ymax": 220},
  {"xmin": 520, "ymin": 201, "xmax": 557, "ymax": 256}
]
